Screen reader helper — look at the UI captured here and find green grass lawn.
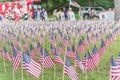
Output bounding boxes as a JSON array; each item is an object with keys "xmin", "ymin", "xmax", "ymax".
[{"xmin": 0, "ymin": 34, "xmax": 120, "ymax": 80}]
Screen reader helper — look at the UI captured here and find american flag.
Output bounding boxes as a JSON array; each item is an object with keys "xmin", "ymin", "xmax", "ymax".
[
  {"xmin": 98, "ymin": 39, "xmax": 106, "ymax": 57},
  {"xmin": 32, "ymin": 38, "xmax": 37, "ymax": 48},
  {"xmin": 63, "ymin": 36, "xmax": 72, "ymax": 46},
  {"xmin": 39, "ymin": 34, "xmax": 44, "ymax": 43},
  {"xmin": 35, "ymin": 42, "xmax": 41, "ymax": 55},
  {"xmin": 86, "ymin": 52, "xmax": 95, "ymax": 70},
  {"xmin": 22, "ymin": 53, "xmax": 41, "ymax": 78},
  {"xmin": 66, "ymin": 46, "xmax": 75, "ymax": 60},
  {"xmin": 82, "ymin": 53, "xmax": 88, "ymax": 70},
  {"xmin": 82, "ymin": 36, "xmax": 89, "ymax": 47},
  {"xmin": 76, "ymin": 53, "xmax": 85, "ymax": 73},
  {"xmin": 12, "ymin": 46, "xmax": 21, "ymax": 70},
  {"xmin": 39, "ymin": 48, "xmax": 55, "ymax": 68},
  {"xmin": 110, "ymin": 56, "xmax": 120, "ymax": 80},
  {"xmin": 90, "ymin": 45, "xmax": 100, "ymax": 67},
  {"xmin": 116, "ymin": 54, "xmax": 120, "ymax": 68},
  {"xmin": 29, "ymin": 44, "xmax": 36, "ymax": 59},
  {"xmin": 54, "ymin": 48, "xmax": 64, "ymax": 65},
  {"xmin": 69, "ymin": 0, "xmax": 80, "ymax": 8},
  {"xmin": 64, "ymin": 57, "xmax": 78, "ymax": 80},
  {"xmin": 57, "ymin": 42, "xmax": 64, "ymax": 54},
  {"xmin": 16, "ymin": 36, "xmax": 21, "ymax": 47},
  {"xmin": 77, "ymin": 39, "xmax": 85, "ymax": 53},
  {"xmin": 2, "ymin": 46, "xmax": 12, "ymax": 61},
  {"xmin": 105, "ymin": 34, "xmax": 114, "ymax": 46},
  {"xmin": 50, "ymin": 35, "xmax": 58, "ymax": 45}
]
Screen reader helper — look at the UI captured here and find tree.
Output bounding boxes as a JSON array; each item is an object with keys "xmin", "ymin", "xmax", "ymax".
[{"xmin": 114, "ymin": 0, "xmax": 120, "ymax": 20}]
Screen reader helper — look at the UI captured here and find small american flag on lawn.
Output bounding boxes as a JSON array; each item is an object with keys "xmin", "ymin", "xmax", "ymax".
[
  {"xmin": 90, "ymin": 45, "xmax": 100, "ymax": 67},
  {"xmin": 22, "ymin": 53, "xmax": 41, "ymax": 78},
  {"xmin": 12, "ymin": 46, "xmax": 21, "ymax": 70},
  {"xmin": 54, "ymin": 48, "xmax": 64, "ymax": 65},
  {"xmin": 2, "ymin": 46, "xmax": 12, "ymax": 61},
  {"xmin": 57, "ymin": 42, "xmax": 64, "ymax": 54},
  {"xmin": 39, "ymin": 48, "xmax": 55, "ymax": 68},
  {"xmin": 98, "ymin": 39, "xmax": 106, "ymax": 57},
  {"xmin": 76, "ymin": 53, "xmax": 85, "ymax": 73},
  {"xmin": 29, "ymin": 44, "xmax": 36, "ymax": 59},
  {"xmin": 110, "ymin": 56, "xmax": 120, "ymax": 80},
  {"xmin": 77, "ymin": 39, "xmax": 85, "ymax": 53},
  {"xmin": 66, "ymin": 46, "xmax": 75, "ymax": 60},
  {"xmin": 64, "ymin": 57, "xmax": 78, "ymax": 80}
]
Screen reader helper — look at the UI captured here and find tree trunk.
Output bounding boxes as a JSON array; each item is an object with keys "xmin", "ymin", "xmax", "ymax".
[{"xmin": 114, "ymin": 0, "xmax": 120, "ymax": 20}]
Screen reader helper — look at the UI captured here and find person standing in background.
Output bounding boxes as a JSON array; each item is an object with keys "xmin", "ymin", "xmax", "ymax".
[
  {"xmin": 34, "ymin": 9, "xmax": 38, "ymax": 20},
  {"xmin": 78, "ymin": 8, "xmax": 83, "ymax": 20},
  {"xmin": 67, "ymin": 8, "xmax": 76, "ymax": 21},
  {"xmin": 44, "ymin": 9, "xmax": 48, "ymax": 21},
  {"xmin": 53, "ymin": 9, "xmax": 57, "ymax": 21}
]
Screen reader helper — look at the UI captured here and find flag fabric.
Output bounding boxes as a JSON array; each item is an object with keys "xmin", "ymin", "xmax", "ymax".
[
  {"xmin": 16, "ymin": 36, "xmax": 21, "ymax": 47},
  {"xmin": 29, "ymin": 44, "xmax": 36, "ymax": 59},
  {"xmin": 90, "ymin": 45, "xmax": 100, "ymax": 67},
  {"xmin": 39, "ymin": 48, "xmax": 55, "ymax": 68},
  {"xmin": 32, "ymin": 38, "xmax": 37, "ymax": 48},
  {"xmin": 39, "ymin": 34, "xmax": 44, "ymax": 43},
  {"xmin": 35, "ymin": 42, "xmax": 41, "ymax": 55},
  {"xmin": 66, "ymin": 46, "xmax": 75, "ymax": 60},
  {"xmin": 22, "ymin": 53, "xmax": 41, "ymax": 78},
  {"xmin": 57, "ymin": 42, "xmax": 64, "ymax": 54},
  {"xmin": 110, "ymin": 56, "xmax": 120, "ymax": 80},
  {"xmin": 2, "ymin": 46, "xmax": 12, "ymax": 61},
  {"xmin": 81, "ymin": 53, "xmax": 87, "ymax": 70},
  {"xmin": 50, "ymin": 36, "xmax": 58, "ymax": 45},
  {"xmin": 12, "ymin": 46, "xmax": 21, "ymax": 70},
  {"xmin": 86, "ymin": 52, "xmax": 95, "ymax": 70},
  {"xmin": 76, "ymin": 53, "xmax": 85, "ymax": 73},
  {"xmin": 64, "ymin": 57, "xmax": 78, "ymax": 80},
  {"xmin": 63, "ymin": 36, "xmax": 72, "ymax": 46},
  {"xmin": 77, "ymin": 39, "xmax": 85, "ymax": 53},
  {"xmin": 98, "ymin": 39, "xmax": 106, "ymax": 57},
  {"xmin": 82, "ymin": 36, "xmax": 89, "ymax": 47},
  {"xmin": 54, "ymin": 49, "xmax": 64, "ymax": 65},
  {"xmin": 69, "ymin": 0, "xmax": 80, "ymax": 8}
]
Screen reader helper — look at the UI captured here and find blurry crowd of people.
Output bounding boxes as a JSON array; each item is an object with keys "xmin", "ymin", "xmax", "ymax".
[
  {"xmin": 53, "ymin": 7, "xmax": 76, "ymax": 21},
  {"xmin": 0, "ymin": 6, "xmax": 48, "ymax": 21},
  {"xmin": 0, "ymin": 6, "xmax": 114, "ymax": 22}
]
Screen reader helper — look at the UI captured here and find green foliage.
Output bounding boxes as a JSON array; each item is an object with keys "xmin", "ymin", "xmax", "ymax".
[
  {"xmin": 0, "ymin": 0, "xmax": 13, "ymax": 2},
  {"xmin": 93, "ymin": 0, "xmax": 114, "ymax": 9}
]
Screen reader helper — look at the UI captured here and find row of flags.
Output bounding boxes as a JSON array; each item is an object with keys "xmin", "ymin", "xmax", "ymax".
[
  {"xmin": 0, "ymin": 20, "xmax": 120, "ymax": 79},
  {"xmin": 0, "ymin": 39, "xmax": 107, "ymax": 79}
]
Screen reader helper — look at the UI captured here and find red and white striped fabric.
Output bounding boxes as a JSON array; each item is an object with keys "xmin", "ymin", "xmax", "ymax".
[
  {"xmin": 13, "ymin": 47, "xmax": 22, "ymax": 70},
  {"xmin": 64, "ymin": 57, "xmax": 78, "ymax": 80},
  {"xmin": 22, "ymin": 53, "xmax": 41, "ymax": 78},
  {"xmin": 111, "ymin": 56, "xmax": 120, "ymax": 80},
  {"xmin": 39, "ymin": 56, "xmax": 55, "ymax": 68}
]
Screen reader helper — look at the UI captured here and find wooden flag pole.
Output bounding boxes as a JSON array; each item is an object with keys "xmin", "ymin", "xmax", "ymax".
[
  {"xmin": 54, "ymin": 44, "xmax": 56, "ymax": 80},
  {"xmin": 62, "ymin": 46, "xmax": 67, "ymax": 80},
  {"xmin": 21, "ymin": 44, "xmax": 24, "ymax": 80},
  {"xmin": 109, "ymin": 55, "xmax": 112, "ymax": 80},
  {"xmin": 42, "ymin": 43, "xmax": 44, "ymax": 80},
  {"xmin": 12, "ymin": 46, "xmax": 15, "ymax": 80},
  {"xmin": 74, "ymin": 36, "xmax": 78, "ymax": 70}
]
